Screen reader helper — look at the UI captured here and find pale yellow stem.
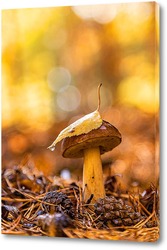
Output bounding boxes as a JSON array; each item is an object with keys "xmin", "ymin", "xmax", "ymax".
[{"xmin": 83, "ymin": 147, "xmax": 105, "ymax": 203}]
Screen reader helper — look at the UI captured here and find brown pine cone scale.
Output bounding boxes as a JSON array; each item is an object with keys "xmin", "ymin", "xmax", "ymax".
[
  {"xmin": 42, "ymin": 191, "xmax": 75, "ymax": 218},
  {"xmin": 94, "ymin": 196, "xmax": 145, "ymax": 227}
]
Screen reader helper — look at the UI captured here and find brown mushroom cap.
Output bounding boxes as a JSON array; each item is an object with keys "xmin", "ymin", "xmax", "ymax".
[{"xmin": 61, "ymin": 120, "xmax": 122, "ymax": 158}]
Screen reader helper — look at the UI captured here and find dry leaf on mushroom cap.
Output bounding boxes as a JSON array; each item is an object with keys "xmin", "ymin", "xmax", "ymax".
[{"xmin": 48, "ymin": 84, "xmax": 103, "ymax": 151}]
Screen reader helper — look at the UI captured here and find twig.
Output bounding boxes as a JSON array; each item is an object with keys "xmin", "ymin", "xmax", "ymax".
[{"xmin": 97, "ymin": 83, "xmax": 102, "ymax": 111}]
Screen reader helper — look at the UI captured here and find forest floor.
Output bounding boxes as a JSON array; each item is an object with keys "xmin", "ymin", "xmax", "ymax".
[{"xmin": 1, "ymin": 164, "xmax": 160, "ymax": 242}]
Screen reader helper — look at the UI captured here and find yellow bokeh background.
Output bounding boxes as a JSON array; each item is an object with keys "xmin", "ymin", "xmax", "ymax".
[
  {"xmin": 2, "ymin": 2, "xmax": 159, "ymax": 190},
  {"xmin": 2, "ymin": 3, "xmax": 159, "ymax": 128}
]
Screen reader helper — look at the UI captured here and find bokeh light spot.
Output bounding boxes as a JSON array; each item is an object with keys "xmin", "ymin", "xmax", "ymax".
[
  {"xmin": 47, "ymin": 67, "xmax": 71, "ymax": 92},
  {"xmin": 72, "ymin": 4, "xmax": 118, "ymax": 24},
  {"xmin": 57, "ymin": 85, "xmax": 81, "ymax": 112},
  {"xmin": 60, "ymin": 169, "xmax": 71, "ymax": 180},
  {"xmin": 117, "ymin": 77, "xmax": 158, "ymax": 113}
]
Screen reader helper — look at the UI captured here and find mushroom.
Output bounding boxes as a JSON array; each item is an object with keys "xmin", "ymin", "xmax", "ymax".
[
  {"xmin": 48, "ymin": 84, "xmax": 122, "ymax": 203},
  {"xmin": 61, "ymin": 120, "xmax": 121, "ymax": 202}
]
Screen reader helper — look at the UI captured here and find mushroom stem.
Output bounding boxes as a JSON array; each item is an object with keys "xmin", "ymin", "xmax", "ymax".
[{"xmin": 83, "ymin": 147, "xmax": 105, "ymax": 202}]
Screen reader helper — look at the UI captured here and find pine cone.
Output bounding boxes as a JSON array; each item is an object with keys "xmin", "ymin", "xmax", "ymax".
[
  {"xmin": 42, "ymin": 191, "xmax": 75, "ymax": 218},
  {"xmin": 94, "ymin": 196, "xmax": 144, "ymax": 227}
]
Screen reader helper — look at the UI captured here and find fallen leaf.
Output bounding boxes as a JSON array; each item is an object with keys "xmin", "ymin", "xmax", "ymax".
[{"xmin": 48, "ymin": 110, "xmax": 102, "ymax": 151}]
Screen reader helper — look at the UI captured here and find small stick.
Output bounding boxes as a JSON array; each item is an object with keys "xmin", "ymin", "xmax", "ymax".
[
  {"xmin": 6, "ymin": 214, "xmax": 22, "ymax": 231},
  {"xmin": 1, "ymin": 197, "xmax": 32, "ymax": 202},
  {"xmin": 85, "ymin": 194, "xmax": 94, "ymax": 206},
  {"xmin": 73, "ymin": 188, "xmax": 79, "ymax": 218},
  {"xmin": 24, "ymin": 203, "xmax": 35, "ymax": 219},
  {"xmin": 97, "ymin": 83, "xmax": 102, "ymax": 111},
  {"xmin": 134, "ymin": 211, "xmax": 156, "ymax": 229}
]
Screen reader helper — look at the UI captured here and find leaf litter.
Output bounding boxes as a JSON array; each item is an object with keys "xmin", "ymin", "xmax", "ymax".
[{"xmin": 1, "ymin": 164, "xmax": 160, "ymax": 241}]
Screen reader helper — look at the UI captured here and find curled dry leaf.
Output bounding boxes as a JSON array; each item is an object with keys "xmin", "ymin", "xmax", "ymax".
[
  {"xmin": 48, "ymin": 110, "xmax": 102, "ymax": 151},
  {"xmin": 48, "ymin": 84, "xmax": 103, "ymax": 151}
]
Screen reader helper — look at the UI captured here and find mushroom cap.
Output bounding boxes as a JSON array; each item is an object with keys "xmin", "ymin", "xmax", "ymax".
[{"xmin": 61, "ymin": 120, "xmax": 122, "ymax": 158}]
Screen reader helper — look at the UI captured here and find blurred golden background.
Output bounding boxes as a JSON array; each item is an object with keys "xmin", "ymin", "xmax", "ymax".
[{"xmin": 2, "ymin": 2, "xmax": 159, "ymax": 191}]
